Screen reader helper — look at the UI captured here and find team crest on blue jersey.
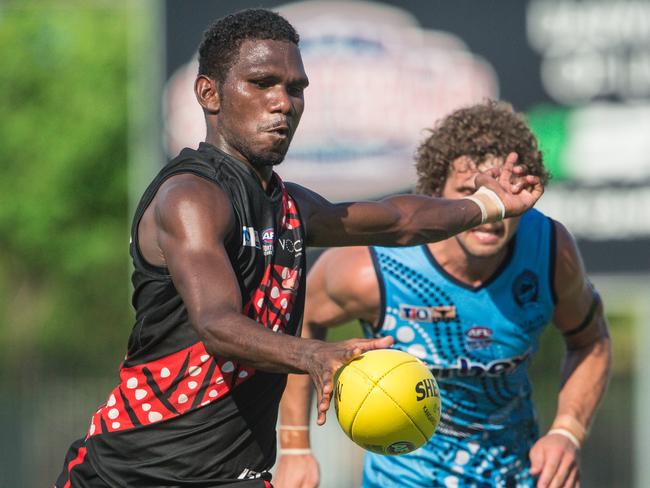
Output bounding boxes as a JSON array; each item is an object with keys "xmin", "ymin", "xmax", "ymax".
[
  {"xmin": 465, "ymin": 326, "xmax": 493, "ymax": 350},
  {"xmin": 512, "ymin": 270, "xmax": 539, "ymax": 306}
]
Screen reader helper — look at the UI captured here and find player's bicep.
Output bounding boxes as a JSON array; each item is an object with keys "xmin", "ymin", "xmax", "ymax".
[
  {"xmin": 551, "ymin": 221, "xmax": 609, "ymax": 349},
  {"xmin": 286, "ymin": 182, "xmax": 403, "ymax": 247},
  {"xmin": 155, "ymin": 176, "xmax": 241, "ymax": 326}
]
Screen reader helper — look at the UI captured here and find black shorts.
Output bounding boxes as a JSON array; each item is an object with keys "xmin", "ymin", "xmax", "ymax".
[{"xmin": 55, "ymin": 438, "xmax": 275, "ymax": 488}]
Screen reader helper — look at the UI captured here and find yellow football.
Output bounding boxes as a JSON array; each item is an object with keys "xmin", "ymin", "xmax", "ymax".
[{"xmin": 333, "ymin": 349, "xmax": 441, "ymax": 455}]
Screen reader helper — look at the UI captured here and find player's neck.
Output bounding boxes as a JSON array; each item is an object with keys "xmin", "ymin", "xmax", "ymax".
[
  {"xmin": 428, "ymin": 239, "xmax": 510, "ymax": 288},
  {"xmin": 204, "ymin": 135, "xmax": 274, "ymax": 190}
]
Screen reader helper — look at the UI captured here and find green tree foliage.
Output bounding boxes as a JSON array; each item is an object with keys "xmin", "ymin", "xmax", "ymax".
[{"xmin": 0, "ymin": 1, "xmax": 131, "ymax": 378}]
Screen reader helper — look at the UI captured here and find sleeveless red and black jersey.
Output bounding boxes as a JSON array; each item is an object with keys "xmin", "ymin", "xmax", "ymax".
[{"xmin": 83, "ymin": 143, "xmax": 306, "ymax": 486}]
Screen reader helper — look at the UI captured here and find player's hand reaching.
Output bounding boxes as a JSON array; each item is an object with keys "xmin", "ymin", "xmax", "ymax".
[
  {"xmin": 473, "ymin": 152, "xmax": 544, "ymax": 219},
  {"xmin": 529, "ymin": 433, "xmax": 580, "ymax": 488},
  {"xmin": 305, "ymin": 336, "xmax": 394, "ymax": 425}
]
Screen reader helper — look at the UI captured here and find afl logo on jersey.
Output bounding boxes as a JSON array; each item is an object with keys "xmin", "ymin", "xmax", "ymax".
[
  {"xmin": 261, "ymin": 228, "xmax": 274, "ymax": 256},
  {"xmin": 465, "ymin": 326, "xmax": 493, "ymax": 350},
  {"xmin": 512, "ymin": 270, "xmax": 539, "ymax": 307}
]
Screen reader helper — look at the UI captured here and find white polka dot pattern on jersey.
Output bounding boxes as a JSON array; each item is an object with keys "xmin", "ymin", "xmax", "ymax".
[
  {"xmin": 396, "ymin": 326, "xmax": 415, "ymax": 342},
  {"xmin": 444, "ymin": 476, "xmax": 459, "ymax": 488},
  {"xmin": 148, "ymin": 411, "xmax": 163, "ymax": 423},
  {"xmin": 455, "ymin": 450, "xmax": 470, "ymax": 465},
  {"xmin": 383, "ymin": 314, "xmax": 397, "ymax": 331},
  {"xmin": 407, "ymin": 344, "xmax": 427, "ymax": 359},
  {"xmin": 90, "ymin": 342, "xmax": 258, "ymax": 437}
]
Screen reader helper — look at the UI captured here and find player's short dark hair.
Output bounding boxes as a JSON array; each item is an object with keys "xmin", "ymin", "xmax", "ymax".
[
  {"xmin": 415, "ymin": 100, "xmax": 550, "ymax": 196},
  {"xmin": 198, "ymin": 9, "xmax": 300, "ymax": 84}
]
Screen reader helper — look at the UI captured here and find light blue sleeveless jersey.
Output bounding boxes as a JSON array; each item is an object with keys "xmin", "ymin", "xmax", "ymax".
[{"xmin": 362, "ymin": 209, "xmax": 557, "ymax": 488}]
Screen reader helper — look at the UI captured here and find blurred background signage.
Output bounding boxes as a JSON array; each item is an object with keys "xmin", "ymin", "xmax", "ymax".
[{"xmin": 165, "ymin": 0, "xmax": 650, "ymax": 273}]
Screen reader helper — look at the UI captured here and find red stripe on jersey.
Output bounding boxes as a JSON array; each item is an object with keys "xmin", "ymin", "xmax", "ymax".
[
  {"xmin": 86, "ymin": 342, "xmax": 255, "ymax": 437},
  {"xmin": 63, "ymin": 446, "xmax": 87, "ymax": 488}
]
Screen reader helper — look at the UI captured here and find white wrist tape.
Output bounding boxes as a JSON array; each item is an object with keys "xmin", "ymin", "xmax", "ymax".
[
  {"xmin": 548, "ymin": 428, "xmax": 581, "ymax": 449},
  {"xmin": 279, "ymin": 448, "xmax": 312, "ymax": 455},
  {"xmin": 279, "ymin": 425, "xmax": 309, "ymax": 431},
  {"xmin": 464, "ymin": 187, "xmax": 506, "ymax": 224}
]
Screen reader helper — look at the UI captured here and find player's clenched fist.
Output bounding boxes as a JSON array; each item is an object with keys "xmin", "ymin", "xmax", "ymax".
[{"xmin": 304, "ymin": 336, "xmax": 394, "ymax": 425}]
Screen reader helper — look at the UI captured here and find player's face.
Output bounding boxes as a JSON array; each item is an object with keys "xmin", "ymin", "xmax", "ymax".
[
  {"xmin": 217, "ymin": 39, "xmax": 309, "ymax": 167},
  {"xmin": 442, "ymin": 156, "xmax": 521, "ymax": 258}
]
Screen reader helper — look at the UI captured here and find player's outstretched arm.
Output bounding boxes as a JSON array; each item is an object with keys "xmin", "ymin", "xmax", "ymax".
[
  {"xmin": 275, "ymin": 248, "xmax": 380, "ymax": 488},
  {"xmin": 529, "ymin": 221, "xmax": 612, "ymax": 488},
  {"xmin": 288, "ymin": 153, "xmax": 543, "ymax": 248},
  {"xmin": 154, "ymin": 175, "xmax": 391, "ymax": 377}
]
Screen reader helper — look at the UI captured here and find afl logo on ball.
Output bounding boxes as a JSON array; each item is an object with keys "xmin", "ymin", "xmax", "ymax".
[
  {"xmin": 387, "ymin": 441, "xmax": 416, "ymax": 455},
  {"xmin": 512, "ymin": 270, "xmax": 539, "ymax": 306}
]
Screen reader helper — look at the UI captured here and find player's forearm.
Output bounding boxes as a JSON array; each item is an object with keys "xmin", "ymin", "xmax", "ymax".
[
  {"xmin": 553, "ymin": 334, "xmax": 611, "ymax": 437},
  {"xmin": 314, "ymin": 196, "xmax": 483, "ymax": 247},
  {"xmin": 381, "ymin": 195, "xmax": 483, "ymax": 246},
  {"xmin": 196, "ymin": 311, "xmax": 317, "ymax": 374}
]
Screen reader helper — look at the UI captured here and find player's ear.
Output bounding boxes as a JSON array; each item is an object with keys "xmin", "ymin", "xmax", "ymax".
[{"xmin": 194, "ymin": 75, "xmax": 220, "ymax": 114}]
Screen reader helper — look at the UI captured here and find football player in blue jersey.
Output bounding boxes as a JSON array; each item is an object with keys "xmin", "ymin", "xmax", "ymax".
[{"xmin": 276, "ymin": 101, "xmax": 611, "ymax": 488}]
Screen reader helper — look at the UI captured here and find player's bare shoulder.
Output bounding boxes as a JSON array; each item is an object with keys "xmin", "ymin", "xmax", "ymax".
[
  {"xmin": 139, "ymin": 173, "xmax": 235, "ymax": 267},
  {"xmin": 551, "ymin": 219, "xmax": 585, "ymax": 295}
]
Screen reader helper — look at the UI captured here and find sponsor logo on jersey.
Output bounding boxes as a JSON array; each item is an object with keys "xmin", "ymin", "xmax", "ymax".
[
  {"xmin": 278, "ymin": 237, "xmax": 303, "ymax": 257},
  {"xmin": 430, "ymin": 349, "xmax": 532, "ymax": 378},
  {"xmin": 399, "ymin": 304, "xmax": 457, "ymax": 322},
  {"xmin": 415, "ymin": 378, "xmax": 439, "ymax": 401},
  {"xmin": 513, "ymin": 270, "xmax": 539, "ymax": 306},
  {"xmin": 465, "ymin": 326, "xmax": 493, "ymax": 350},
  {"xmin": 241, "ymin": 226, "xmax": 260, "ymax": 249},
  {"xmin": 261, "ymin": 228, "xmax": 274, "ymax": 256}
]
